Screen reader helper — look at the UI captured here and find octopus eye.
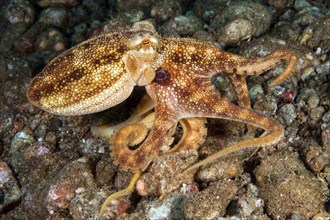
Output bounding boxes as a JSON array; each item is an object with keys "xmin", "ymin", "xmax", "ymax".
[
  {"xmin": 128, "ymin": 31, "xmax": 159, "ymax": 53},
  {"xmin": 142, "ymin": 41, "xmax": 150, "ymax": 45},
  {"xmin": 155, "ymin": 67, "xmax": 169, "ymax": 81}
]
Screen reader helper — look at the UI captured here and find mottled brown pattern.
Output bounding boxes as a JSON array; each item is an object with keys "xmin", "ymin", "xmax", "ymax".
[
  {"xmin": 27, "ymin": 31, "xmax": 134, "ymax": 115},
  {"xmin": 27, "ymin": 21, "xmax": 298, "ymax": 173},
  {"xmin": 107, "ymin": 29, "xmax": 297, "ymax": 172}
]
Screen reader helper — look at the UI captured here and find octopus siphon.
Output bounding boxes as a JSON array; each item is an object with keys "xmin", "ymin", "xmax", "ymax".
[{"xmin": 26, "ymin": 21, "xmax": 297, "ymax": 219}]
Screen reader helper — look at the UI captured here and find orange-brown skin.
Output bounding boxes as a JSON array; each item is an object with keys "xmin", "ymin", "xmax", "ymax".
[{"xmin": 27, "ymin": 21, "xmax": 297, "ymax": 173}]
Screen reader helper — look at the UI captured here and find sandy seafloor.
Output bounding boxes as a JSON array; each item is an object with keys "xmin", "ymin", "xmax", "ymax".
[{"xmin": 0, "ymin": 0, "xmax": 330, "ymax": 219}]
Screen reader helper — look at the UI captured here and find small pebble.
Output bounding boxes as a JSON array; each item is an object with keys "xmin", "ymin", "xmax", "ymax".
[
  {"xmin": 193, "ymin": 0, "xmax": 227, "ymax": 22},
  {"xmin": 211, "ymin": 0, "xmax": 272, "ymax": 42},
  {"xmin": 278, "ymin": 104, "xmax": 297, "ymax": 126},
  {"xmin": 293, "ymin": 6, "xmax": 323, "ymax": 27},
  {"xmin": 217, "ymin": 18, "xmax": 254, "ymax": 45},
  {"xmin": 4, "ymin": 0, "xmax": 35, "ymax": 25},
  {"xmin": 301, "ymin": 67, "xmax": 315, "ymax": 81},
  {"xmin": 306, "ymin": 16, "xmax": 330, "ymax": 50},
  {"xmin": 196, "ymin": 155, "xmax": 242, "ymax": 182},
  {"xmin": 290, "ymin": 213, "xmax": 303, "ymax": 220},
  {"xmin": 35, "ymin": 123, "xmax": 48, "ymax": 139},
  {"xmin": 150, "ymin": 0, "xmax": 182, "ymax": 22},
  {"xmin": 253, "ymin": 95, "xmax": 278, "ymax": 115},
  {"xmin": 95, "ymin": 158, "xmax": 116, "ymax": 187},
  {"xmin": 316, "ymin": 61, "xmax": 330, "ymax": 76},
  {"xmin": 296, "ymin": 88, "xmax": 317, "ymax": 103},
  {"xmin": 310, "ymin": 106, "xmax": 325, "ymax": 122},
  {"xmin": 308, "ymin": 153, "xmax": 330, "ymax": 172},
  {"xmin": 0, "ymin": 162, "xmax": 21, "ymax": 213},
  {"xmin": 145, "ymin": 194, "xmax": 186, "ymax": 220},
  {"xmin": 249, "ymin": 84, "xmax": 264, "ymax": 102},
  {"xmin": 320, "ymin": 96, "xmax": 330, "ymax": 109},
  {"xmin": 294, "ymin": 0, "xmax": 312, "ymax": 10},
  {"xmin": 312, "ymin": 212, "xmax": 330, "ymax": 220},
  {"xmin": 235, "ymin": 184, "xmax": 264, "ymax": 217},
  {"xmin": 10, "ymin": 128, "xmax": 35, "ymax": 172},
  {"xmin": 322, "ymin": 165, "xmax": 330, "ymax": 184},
  {"xmin": 307, "ymin": 94, "xmax": 320, "ymax": 109},
  {"xmin": 39, "ymin": 8, "xmax": 68, "ymax": 28},
  {"xmin": 322, "ymin": 129, "xmax": 330, "ymax": 152},
  {"xmin": 44, "ymin": 131, "xmax": 57, "ymax": 145},
  {"xmin": 192, "ymin": 30, "xmax": 216, "ymax": 42},
  {"xmin": 162, "ymin": 14, "xmax": 203, "ymax": 36},
  {"xmin": 322, "ymin": 111, "xmax": 330, "ymax": 123},
  {"xmin": 119, "ymin": 9, "xmax": 144, "ymax": 24}
]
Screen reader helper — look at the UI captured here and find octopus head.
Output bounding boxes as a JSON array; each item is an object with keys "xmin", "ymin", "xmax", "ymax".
[
  {"xmin": 128, "ymin": 21, "xmax": 159, "ymax": 57},
  {"xmin": 124, "ymin": 21, "xmax": 160, "ymax": 86}
]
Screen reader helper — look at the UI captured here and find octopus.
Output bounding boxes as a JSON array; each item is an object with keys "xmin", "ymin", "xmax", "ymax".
[{"xmin": 26, "ymin": 21, "xmax": 297, "ymax": 218}]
